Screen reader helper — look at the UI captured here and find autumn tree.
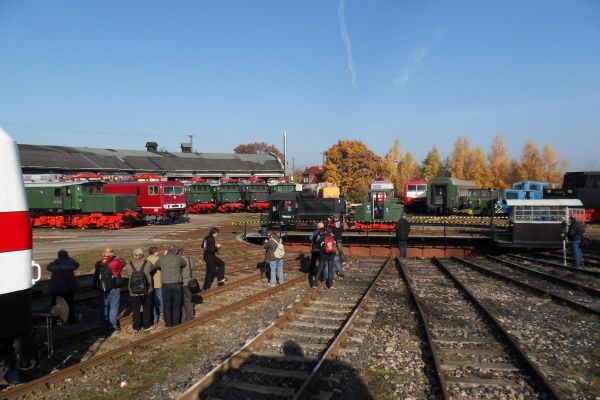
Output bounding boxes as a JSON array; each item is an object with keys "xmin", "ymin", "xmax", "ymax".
[
  {"xmin": 380, "ymin": 138, "xmax": 402, "ymax": 193},
  {"xmin": 323, "ymin": 140, "xmax": 380, "ymax": 202},
  {"xmin": 421, "ymin": 146, "xmax": 441, "ymax": 179},
  {"xmin": 508, "ymin": 159, "xmax": 526, "ymax": 183},
  {"xmin": 541, "ymin": 144, "xmax": 563, "ymax": 184},
  {"xmin": 520, "ymin": 141, "xmax": 544, "ymax": 181},
  {"xmin": 291, "ymin": 168, "xmax": 304, "ymax": 184},
  {"xmin": 234, "ymin": 142, "xmax": 283, "ymax": 159},
  {"xmin": 397, "ymin": 151, "xmax": 421, "ymax": 195},
  {"xmin": 450, "ymin": 137, "xmax": 470, "ymax": 179},
  {"xmin": 465, "ymin": 146, "xmax": 491, "ymax": 187},
  {"xmin": 487, "ymin": 133, "xmax": 511, "ymax": 188}
]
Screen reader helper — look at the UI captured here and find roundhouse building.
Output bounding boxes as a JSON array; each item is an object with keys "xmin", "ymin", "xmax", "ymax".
[{"xmin": 18, "ymin": 142, "xmax": 284, "ymax": 180}]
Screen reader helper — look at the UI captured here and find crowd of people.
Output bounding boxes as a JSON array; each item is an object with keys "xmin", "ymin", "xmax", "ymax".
[{"xmin": 45, "ymin": 227, "xmax": 228, "ymax": 332}]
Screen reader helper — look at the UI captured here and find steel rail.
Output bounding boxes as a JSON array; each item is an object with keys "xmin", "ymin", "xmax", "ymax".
[
  {"xmin": 179, "ymin": 258, "xmax": 390, "ymax": 400},
  {"xmin": 292, "ymin": 258, "xmax": 390, "ymax": 400},
  {"xmin": 487, "ymin": 255, "xmax": 600, "ymax": 297},
  {"xmin": 433, "ymin": 257, "xmax": 562, "ymax": 400},
  {"xmin": 2, "ymin": 274, "xmax": 306, "ymax": 399},
  {"xmin": 452, "ymin": 257, "xmax": 600, "ymax": 316},
  {"xmin": 508, "ymin": 254, "xmax": 600, "ymax": 278},
  {"xmin": 538, "ymin": 251, "xmax": 600, "ymax": 267},
  {"xmin": 396, "ymin": 258, "xmax": 450, "ymax": 400}
]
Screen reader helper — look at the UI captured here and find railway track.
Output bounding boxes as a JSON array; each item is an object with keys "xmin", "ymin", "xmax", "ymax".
[
  {"xmin": 2, "ymin": 255, "xmax": 306, "ymax": 399},
  {"xmin": 180, "ymin": 257, "xmax": 390, "ymax": 399},
  {"xmin": 453, "ymin": 256, "xmax": 600, "ymax": 315},
  {"xmin": 435, "ymin": 258, "xmax": 600, "ymax": 398},
  {"xmin": 508, "ymin": 254, "xmax": 600, "ymax": 278},
  {"xmin": 398, "ymin": 258, "xmax": 556, "ymax": 399}
]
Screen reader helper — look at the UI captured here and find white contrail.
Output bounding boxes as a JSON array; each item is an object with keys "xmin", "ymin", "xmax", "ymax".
[{"xmin": 338, "ymin": 0, "xmax": 357, "ymax": 90}]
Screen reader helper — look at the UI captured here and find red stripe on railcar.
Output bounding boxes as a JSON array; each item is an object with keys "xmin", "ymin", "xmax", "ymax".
[{"xmin": 0, "ymin": 211, "xmax": 32, "ymax": 253}]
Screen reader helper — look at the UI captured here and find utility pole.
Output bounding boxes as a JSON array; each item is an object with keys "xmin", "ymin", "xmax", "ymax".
[{"xmin": 283, "ymin": 131, "xmax": 288, "ymax": 177}]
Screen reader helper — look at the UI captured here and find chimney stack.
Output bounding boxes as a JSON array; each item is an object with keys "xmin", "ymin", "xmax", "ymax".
[{"xmin": 145, "ymin": 142, "xmax": 158, "ymax": 152}]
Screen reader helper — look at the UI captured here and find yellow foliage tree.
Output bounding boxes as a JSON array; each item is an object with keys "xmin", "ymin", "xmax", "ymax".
[
  {"xmin": 450, "ymin": 137, "xmax": 470, "ymax": 179},
  {"xmin": 382, "ymin": 138, "xmax": 402, "ymax": 194},
  {"xmin": 465, "ymin": 146, "xmax": 490, "ymax": 187},
  {"xmin": 397, "ymin": 151, "xmax": 421, "ymax": 195},
  {"xmin": 508, "ymin": 159, "xmax": 526, "ymax": 183},
  {"xmin": 541, "ymin": 144, "xmax": 563, "ymax": 184},
  {"xmin": 487, "ymin": 133, "xmax": 511, "ymax": 188},
  {"xmin": 421, "ymin": 146, "xmax": 441, "ymax": 179},
  {"xmin": 520, "ymin": 141, "xmax": 544, "ymax": 181},
  {"xmin": 323, "ymin": 140, "xmax": 380, "ymax": 202}
]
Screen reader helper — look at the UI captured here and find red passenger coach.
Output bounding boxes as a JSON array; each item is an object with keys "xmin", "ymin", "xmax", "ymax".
[
  {"xmin": 404, "ymin": 178, "xmax": 428, "ymax": 211},
  {"xmin": 103, "ymin": 181, "xmax": 187, "ymax": 222}
]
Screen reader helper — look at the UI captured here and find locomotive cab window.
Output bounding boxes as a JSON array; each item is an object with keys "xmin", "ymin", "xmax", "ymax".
[
  {"xmin": 149, "ymin": 186, "xmax": 159, "ymax": 195},
  {"xmin": 54, "ymin": 188, "xmax": 61, "ymax": 197}
]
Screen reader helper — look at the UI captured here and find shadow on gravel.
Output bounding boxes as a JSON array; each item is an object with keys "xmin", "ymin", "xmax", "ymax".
[{"xmin": 198, "ymin": 340, "xmax": 375, "ymax": 399}]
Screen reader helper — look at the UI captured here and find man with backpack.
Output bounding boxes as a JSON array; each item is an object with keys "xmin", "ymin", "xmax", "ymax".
[
  {"xmin": 314, "ymin": 230, "xmax": 337, "ymax": 289},
  {"xmin": 154, "ymin": 245, "xmax": 187, "ymax": 328},
  {"xmin": 202, "ymin": 227, "xmax": 226, "ymax": 290},
  {"xmin": 93, "ymin": 247, "xmax": 126, "ymax": 331},
  {"xmin": 263, "ymin": 231, "xmax": 285, "ymax": 286},
  {"xmin": 125, "ymin": 248, "xmax": 158, "ymax": 331}
]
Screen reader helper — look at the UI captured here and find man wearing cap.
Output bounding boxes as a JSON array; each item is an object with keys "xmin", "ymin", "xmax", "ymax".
[
  {"xmin": 567, "ymin": 216, "xmax": 585, "ymax": 267},
  {"xmin": 47, "ymin": 250, "xmax": 80, "ymax": 324},
  {"xmin": 395, "ymin": 214, "xmax": 411, "ymax": 258},
  {"xmin": 125, "ymin": 248, "xmax": 159, "ymax": 331},
  {"xmin": 93, "ymin": 247, "xmax": 126, "ymax": 331},
  {"xmin": 309, "ymin": 222, "xmax": 327, "ymax": 288}
]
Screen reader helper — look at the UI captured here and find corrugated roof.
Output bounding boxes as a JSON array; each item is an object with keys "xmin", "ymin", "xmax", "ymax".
[{"xmin": 18, "ymin": 144, "xmax": 283, "ymax": 175}]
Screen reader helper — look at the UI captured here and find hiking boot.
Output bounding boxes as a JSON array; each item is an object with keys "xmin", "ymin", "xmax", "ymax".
[{"xmin": 336, "ymin": 272, "xmax": 345, "ymax": 278}]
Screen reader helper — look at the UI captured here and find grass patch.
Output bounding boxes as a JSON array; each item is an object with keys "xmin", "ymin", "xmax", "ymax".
[{"xmin": 76, "ymin": 345, "xmax": 214, "ymax": 400}]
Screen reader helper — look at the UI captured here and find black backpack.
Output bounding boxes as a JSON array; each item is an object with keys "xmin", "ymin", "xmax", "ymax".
[
  {"xmin": 129, "ymin": 261, "xmax": 148, "ymax": 295},
  {"xmin": 97, "ymin": 262, "xmax": 115, "ymax": 294}
]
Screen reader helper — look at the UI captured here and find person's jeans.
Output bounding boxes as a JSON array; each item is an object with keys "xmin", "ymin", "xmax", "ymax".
[
  {"xmin": 153, "ymin": 287, "xmax": 163, "ymax": 323},
  {"xmin": 102, "ymin": 288, "xmax": 120, "ymax": 329},
  {"xmin": 333, "ymin": 256, "xmax": 343, "ymax": 275},
  {"xmin": 131, "ymin": 294, "xmax": 153, "ymax": 330},
  {"xmin": 336, "ymin": 240, "xmax": 345, "ymax": 262},
  {"xmin": 398, "ymin": 240, "xmax": 408, "ymax": 257},
  {"xmin": 269, "ymin": 259, "xmax": 284, "ymax": 284},
  {"xmin": 572, "ymin": 240, "xmax": 584, "ymax": 267},
  {"xmin": 162, "ymin": 283, "xmax": 183, "ymax": 327},
  {"xmin": 315, "ymin": 259, "xmax": 334, "ymax": 288}
]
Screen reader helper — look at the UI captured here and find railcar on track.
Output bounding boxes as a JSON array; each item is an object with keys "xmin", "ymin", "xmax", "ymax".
[
  {"xmin": 544, "ymin": 171, "xmax": 600, "ymax": 222},
  {"xmin": 427, "ymin": 177, "xmax": 476, "ymax": 214},
  {"xmin": 1, "ymin": 128, "xmax": 40, "ymax": 383},
  {"xmin": 103, "ymin": 181, "xmax": 186, "ymax": 222},
  {"xmin": 25, "ymin": 182, "xmax": 138, "ymax": 229}
]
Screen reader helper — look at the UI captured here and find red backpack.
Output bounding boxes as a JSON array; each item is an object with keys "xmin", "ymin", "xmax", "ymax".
[{"xmin": 323, "ymin": 236, "xmax": 337, "ymax": 254}]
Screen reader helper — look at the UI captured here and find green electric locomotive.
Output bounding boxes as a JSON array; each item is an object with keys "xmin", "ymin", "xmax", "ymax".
[{"xmin": 25, "ymin": 182, "xmax": 138, "ymax": 228}]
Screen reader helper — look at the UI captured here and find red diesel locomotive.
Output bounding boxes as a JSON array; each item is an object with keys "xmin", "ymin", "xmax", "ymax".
[
  {"xmin": 103, "ymin": 181, "xmax": 187, "ymax": 222},
  {"xmin": 404, "ymin": 178, "xmax": 428, "ymax": 211}
]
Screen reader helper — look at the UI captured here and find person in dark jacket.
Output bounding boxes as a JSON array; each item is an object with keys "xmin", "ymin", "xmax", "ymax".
[
  {"xmin": 202, "ymin": 227, "xmax": 226, "ymax": 290},
  {"xmin": 47, "ymin": 250, "xmax": 79, "ymax": 323},
  {"xmin": 309, "ymin": 222, "xmax": 327, "ymax": 287},
  {"xmin": 395, "ymin": 214, "xmax": 410, "ymax": 258},
  {"xmin": 124, "ymin": 248, "xmax": 159, "ymax": 331},
  {"xmin": 567, "ymin": 216, "xmax": 585, "ymax": 267},
  {"xmin": 154, "ymin": 245, "xmax": 187, "ymax": 327}
]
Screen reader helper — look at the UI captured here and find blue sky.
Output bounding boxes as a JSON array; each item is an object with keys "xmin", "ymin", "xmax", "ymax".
[{"xmin": 1, "ymin": 1, "xmax": 599, "ymax": 170}]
